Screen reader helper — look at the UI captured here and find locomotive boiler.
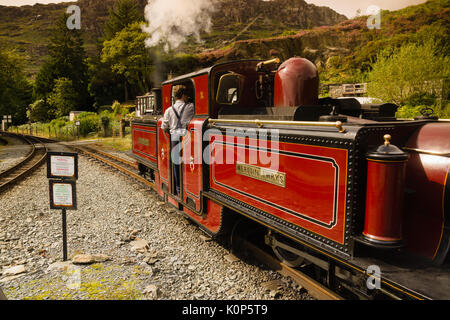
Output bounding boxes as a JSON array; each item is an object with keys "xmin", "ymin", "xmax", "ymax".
[{"xmin": 131, "ymin": 57, "xmax": 450, "ymax": 300}]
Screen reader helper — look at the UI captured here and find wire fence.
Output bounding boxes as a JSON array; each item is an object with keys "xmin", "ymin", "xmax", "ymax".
[{"xmin": 7, "ymin": 120, "xmax": 132, "ymax": 142}]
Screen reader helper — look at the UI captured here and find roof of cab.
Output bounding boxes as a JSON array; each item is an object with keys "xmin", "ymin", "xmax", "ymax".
[
  {"xmin": 161, "ymin": 67, "xmax": 212, "ymax": 85},
  {"xmin": 161, "ymin": 59, "xmax": 264, "ymax": 86}
]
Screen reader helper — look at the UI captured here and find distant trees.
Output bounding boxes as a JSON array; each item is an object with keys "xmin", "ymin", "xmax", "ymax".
[
  {"xmin": 33, "ymin": 13, "xmax": 90, "ymax": 120},
  {"xmin": 47, "ymin": 78, "xmax": 78, "ymax": 118},
  {"xmin": 104, "ymin": 0, "xmax": 142, "ymax": 41},
  {"xmin": 89, "ymin": 0, "xmax": 144, "ymax": 105},
  {"xmin": 0, "ymin": 49, "xmax": 32, "ymax": 125},
  {"xmin": 367, "ymin": 41, "xmax": 449, "ymax": 113},
  {"xmin": 101, "ymin": 22, "xmax": 153, "ymax": 100}
]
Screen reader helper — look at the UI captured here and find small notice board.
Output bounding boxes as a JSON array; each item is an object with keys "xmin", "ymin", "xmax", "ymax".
[
  {"xmin": 47, "ymin": 152, "xmax": 78, "ymax": 180},
  {"xmin": 49, "ymin": 180, "xmax": 77, "ymax": 210}
]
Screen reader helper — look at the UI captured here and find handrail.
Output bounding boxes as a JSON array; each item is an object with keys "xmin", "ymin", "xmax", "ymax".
[
  {"xmin": 402, "ymin": 147, "xmax": 450, "ymax": 157},
  {"xmin": 208, "ymin": 118, "xmax": 346, "ymax": 133}
]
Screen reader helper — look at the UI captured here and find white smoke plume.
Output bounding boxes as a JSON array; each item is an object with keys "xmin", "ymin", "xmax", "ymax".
[{"xmin": 142, "ymin": 0, "xmax": 218, "ymax": 52}]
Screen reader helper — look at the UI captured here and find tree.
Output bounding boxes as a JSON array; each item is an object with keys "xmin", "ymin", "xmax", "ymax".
[
  {"xmin": 367, "ymin": 41, "xmax": 450, "ymax": 106},
  {"xmin": 101, "ymin": 22, "xmax": 153, "ymax": 101},
  {"xmin": 34, "ymin": 13, "xmax": 90, "ymax": 112},
  {"xmin": 104, "ymin": 0, "xmax": 142, "ymax": 41},
  {"xmin": 0, "ymin": 49, "xmax": 32, "ymax": 125},
  {"xmin": 27, "ymin": 99, "xmax": 50, "ymax": 123},
  {"xmin": 47, "ymin": 78, "xmax": 78, "ymax": 118}
]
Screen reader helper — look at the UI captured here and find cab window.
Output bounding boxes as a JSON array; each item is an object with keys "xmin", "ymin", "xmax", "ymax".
[{"xmin": 216, "ymin": 73, "xmax": 244, "ymax": 105}]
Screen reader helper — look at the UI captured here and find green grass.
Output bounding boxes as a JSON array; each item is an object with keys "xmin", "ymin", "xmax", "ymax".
[{"xmin": 95, "ymin": 136, "xmax": 132, "ymax": 152}]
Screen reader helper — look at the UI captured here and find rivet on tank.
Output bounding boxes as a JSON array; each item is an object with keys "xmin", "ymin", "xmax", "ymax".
[{"xmin": 362, "ymin": 134, "xmax": 409, "ymax": 247}]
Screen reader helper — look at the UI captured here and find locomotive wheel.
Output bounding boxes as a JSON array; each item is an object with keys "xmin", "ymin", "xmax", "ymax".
[
  {"xmin": 272, "ymin": 245, "xmax": 305, "ymax": 268},
  {"xmin": 268, "ymin": 233, "xmax": 305, "ymax": 268}
]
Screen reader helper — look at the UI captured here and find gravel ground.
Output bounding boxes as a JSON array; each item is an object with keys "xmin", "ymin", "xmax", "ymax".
[
  {"xmin": 0, "ymin": 150, "xmax": 313, "ymax": 300},
  {"xmin": 0, "ymin": 136, "xmax": 32, "ymax": 173}
]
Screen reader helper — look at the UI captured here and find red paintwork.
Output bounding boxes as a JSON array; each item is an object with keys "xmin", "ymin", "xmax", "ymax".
[
  {"xmin": 193, "ymin": 75, "xmax": 209, "ymax": 115},
  {"xmin": 208, "ymin": 134, "xmax": 348, "ymax": 244},
  {"xmin": 363, "ymin": 161, "xmax": 406, "ymax": 243},
  {"xmin": 162, "ymin": 84, "xmax": 172, "ymax": 114},
  {"xmin": 181, "ymin": 119, "xmax": 205, "ymax": 212},
  {"xmin": 167, "ymin": 195, "xmax": 179, "ymax": 208},
  {"xmin": 157, "ymin": 118, "xmax": 171, "ymax": 192},
  {"xmin": 404, "ymin": 123, "xmax": 450, "ymax": 260},
  {"xmin": 132, "ymin": 124, "xmax": 157, "ymax": 166},
  {"xmin": 183, "ymin": 200, "xmax": 223, "ymax": 234},
  {"xmin": 274, "ymin": 57, "xmax": 319, "ymax": 107},
  {"xmin": 155, "ymin": 174, "xmax": 163, "ymax": 197}
]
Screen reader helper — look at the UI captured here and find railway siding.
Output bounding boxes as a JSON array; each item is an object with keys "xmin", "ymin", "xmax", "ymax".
[
  {"xmin": 0, "ymin": 135, "xmax": 32, "ymax": 174},
  {"xmin": 0, "ymin": 151, "xmax": 312, "ymax": 300}
]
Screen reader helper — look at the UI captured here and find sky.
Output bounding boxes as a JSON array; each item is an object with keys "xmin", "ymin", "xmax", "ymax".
[{"xmin": 0, "ymin": 0, "xmax": 429, "ymax": 18}]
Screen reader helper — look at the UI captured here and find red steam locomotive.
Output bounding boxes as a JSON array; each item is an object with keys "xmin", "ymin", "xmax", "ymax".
[{"xmin": 131, "ymin": 57, "xmax": 450, "ymax": 300}]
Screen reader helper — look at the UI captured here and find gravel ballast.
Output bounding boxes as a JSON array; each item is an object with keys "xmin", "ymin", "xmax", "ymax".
[
  {"xmin": 0, "ymin": 152, "xmax": 312, "ymax": 300},
  {"xmin": 0, "ymin": 136, "xmax": 32, "ymax": 173}
]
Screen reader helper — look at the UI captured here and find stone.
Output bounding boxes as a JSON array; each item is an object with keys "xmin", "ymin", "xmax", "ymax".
[
  {"xmin": 47, "ymin": 261, "xmax": 74, "ymax": 272},
  {"xmin": 200, "ymin": 235, "xmax": 212, "ymax": 242},
  {"xmin": 261, "ymin": 279, "xmax": 285, "ymax": 292},
  {"xmin": 143, "ymin": 284, "xmax": 159, "ymax": 299},
  {"xmin": 2, "ymin": 265, "xmax": 26, "ymax": 276},
  {"xmin": 224, "ymin": 254, "xmax": 239, "ymax": 263},
  {"xmin": 72, "ymin": 254, "xmax": 111, "ymax": 265},
  {"xmin": 130, "ymin": 239, "xmax": 149, "ymax": 253},
  {"xmin": 0, "ymin": 274, "xmax": 26, "ymax": 283}
]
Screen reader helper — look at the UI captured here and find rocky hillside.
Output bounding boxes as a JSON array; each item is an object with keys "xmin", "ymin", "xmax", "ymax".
[
  {"xmin": 199, "ymin": 0, "xmax": 450, "ymax": 79},
  {"xmin": 0, "ymin": 0, "xmax": 346, "ymax": 76}
]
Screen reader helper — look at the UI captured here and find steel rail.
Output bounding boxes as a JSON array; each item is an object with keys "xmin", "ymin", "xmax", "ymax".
[
  {"xmin": 0, "ymin": 135, "xmax": 48, "ymax": 193},
  {"xmin": 237, "ymin": 236, "xmax": 343, "ymax": 300},
  {"xmin": 70, "ymin": 145, "xmax": 155, "ymax": 190}
]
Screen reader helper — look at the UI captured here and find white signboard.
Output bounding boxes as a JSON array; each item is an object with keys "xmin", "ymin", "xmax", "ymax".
[
  {"xmin": 50, "ymin": 155, "xmax": 75, "ymax": 178},
  {"xmin": 53, "ymin": 183, "xmax": 74, "ymax": 206}
]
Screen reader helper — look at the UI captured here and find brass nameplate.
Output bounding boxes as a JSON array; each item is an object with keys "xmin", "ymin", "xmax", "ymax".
[
  {"xmin": 236, "ymin": 162, "xmax": 286, "ymax": 188},
  {"xmin": 138, "ymin": 138, "xmax": 150, "ymax": 146}
]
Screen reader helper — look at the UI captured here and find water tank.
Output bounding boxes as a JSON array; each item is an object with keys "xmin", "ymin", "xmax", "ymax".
[{"xmin": 274, "ymin": 57, "xmax": 319, "ymax": 107}]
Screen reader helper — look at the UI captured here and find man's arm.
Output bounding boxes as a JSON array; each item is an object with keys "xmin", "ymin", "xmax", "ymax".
[
  {"xmin": 161, "ymin": 108, "xmax": 171, "ymax": 133},
  {"xmin": 185, "ymin": 103, "xmax": 195, "ymax": 124}
]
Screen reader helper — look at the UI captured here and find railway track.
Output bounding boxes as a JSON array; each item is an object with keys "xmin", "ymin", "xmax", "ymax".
[
  {"xmin": 0, "ymin": 134, "xmax": 48, "ymax": 194},
  {"xmin": 67, "ymin": 144, "xmax": 155, "ymax": 190},
  {"xmin": 66, "ymin": 142, "xmax": 341, "ymax": 300}
]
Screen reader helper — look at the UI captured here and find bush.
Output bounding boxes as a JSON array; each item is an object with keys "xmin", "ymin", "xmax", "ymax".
[
  {"xmin": 78, "ymin": 113, "xmax": 99, "ymax": 136},
  {"xmin": 50, "ymin": 117, "xmax": 68, "ymax": 128},
  {"xmin": 367, "ymin": 41, "xmax": 449, "ymax": 105},
  {"xmin": 396, "ymin": 104, "xmax": 450, "ymax": 119}
]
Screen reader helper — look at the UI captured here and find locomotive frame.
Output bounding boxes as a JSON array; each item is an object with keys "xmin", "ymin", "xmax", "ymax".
[{"xmin": 131, "ymin": 58, "xmax": 450, "ymax": 300}]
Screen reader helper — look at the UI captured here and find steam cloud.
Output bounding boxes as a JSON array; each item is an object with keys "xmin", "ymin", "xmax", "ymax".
[{"xmin": 142, "ymin": 0, "xmax": 218, "ymax": 52}]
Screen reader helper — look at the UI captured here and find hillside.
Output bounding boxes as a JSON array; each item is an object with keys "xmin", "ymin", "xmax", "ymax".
[
  {"xmin": 0, "ymin": 0, "xmax": 346, "ymax": 76},
  {"xmin": 199, "ymin": 0, "xmax": 450, "ymax": 85}
]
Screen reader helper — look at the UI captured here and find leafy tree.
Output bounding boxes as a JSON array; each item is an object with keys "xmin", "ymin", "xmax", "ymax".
[
  {"xmin": 104, "ymin": 0, "xmax": 142, "ymax": 41},
  {"xmin": 88, "ymin": 56, "xmax": 125, "ymax": 107},
  {"xmin": 34, "ymin": 13, "xmax": 90, "ymax": 112},
  {"xmin": 27, "ymin": 99, "xmax": 50, "ymax": 123},
  {"xmin": 101, "ymin": 22, "xmax": 153, "ymax": 101},
  {"xmin": 47, "ymin": 78, "xmax": 78, "ymax": 118},
  {"xmin": 0, "ymin": 49, "xmax": 32, "ymax": 125},
  {"xmin": 367, "ymin": 41, "xmax": 449, "ymax": 106}
]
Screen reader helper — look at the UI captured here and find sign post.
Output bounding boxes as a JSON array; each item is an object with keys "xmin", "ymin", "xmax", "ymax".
[
  {"xmin": 75, "ymin": 120, "xmax": 80, "ymax": 140},
  {"xmin": 2, "ymin": 115, "xmax": 11, "ymax": 131},
  {"xmin": 47, "ymin": 152, "xmax": 78, "ymax": 261}
]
